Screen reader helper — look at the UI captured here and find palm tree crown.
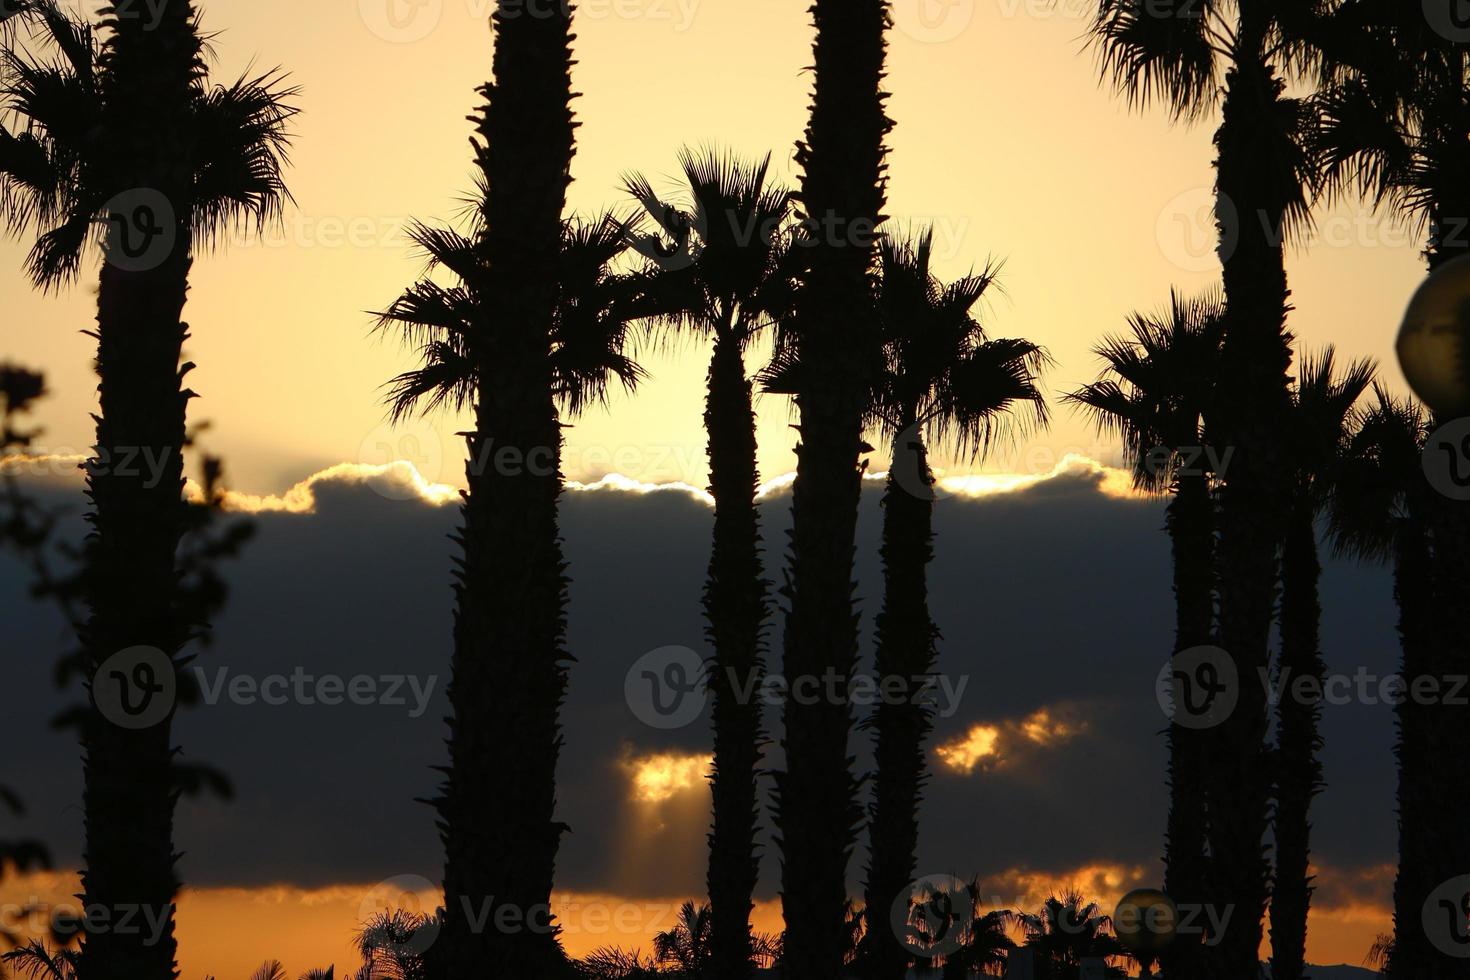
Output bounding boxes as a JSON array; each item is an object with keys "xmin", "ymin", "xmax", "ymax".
[
  {"xmin": 378, "ymin": 212, "xmax": 650, "ymax": 423},
  {"xmin": 0, "ymin": 0, "xmax": 296, "ymax": 287}
]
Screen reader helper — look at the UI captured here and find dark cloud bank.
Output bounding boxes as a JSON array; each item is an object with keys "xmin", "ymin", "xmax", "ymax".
[{"xmin": 0, "ymin": 464, "xmax": 1401, "ymax": 913}]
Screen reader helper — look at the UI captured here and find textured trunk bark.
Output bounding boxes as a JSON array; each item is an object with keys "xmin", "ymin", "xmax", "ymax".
[
  {"xmin": 1159, "ymin": 471, "xmax": 1213, "ymax": 980},
  {"xmin": 1386, "ymin": 528, "xmax": 1440, "ymax": 980},
  {"xmin": 1204, "ymin": 26, "xmax": 1295, "ymax": 979},
  {"xmin": 704, "ymin": 333, "xmax": 768, "ymax": 980},
  {"xmin": 777, "ymin": 2, "xmax": 891, "ymax": 978},
  {"xmin": 862, "ymin": 422, "xmax": 937, "ymax": 980},
  {"xmin": 436, "ymin": 4, "xmax": 576, "ymax": 978},
  {"xmin": 77, "ymin": 7, "xmax": 199, "ymax": 980},
  {"xmin": 1269, "ymin": 508, "xmax": 1325, "ymax": 980}
]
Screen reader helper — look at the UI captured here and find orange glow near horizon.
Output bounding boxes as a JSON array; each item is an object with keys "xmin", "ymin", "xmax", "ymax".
[{"xmin": 0, "ymin": 868, "xmax": 1389, "ymax": 978}]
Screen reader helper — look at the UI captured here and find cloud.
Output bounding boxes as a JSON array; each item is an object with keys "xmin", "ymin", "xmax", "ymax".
[{"xmin": 0, "ymin": 456, "xmax": 1402, "ymax": 935}]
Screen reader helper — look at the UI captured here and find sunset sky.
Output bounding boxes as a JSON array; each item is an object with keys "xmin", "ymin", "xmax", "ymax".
[{"xmin": 0, "ymin": 0, "xmax": 1428, "ymax": 976}]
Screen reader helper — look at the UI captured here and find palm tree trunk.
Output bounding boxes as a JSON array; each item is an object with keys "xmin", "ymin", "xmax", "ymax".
[
  {"xmin": 1386, "ymin": 526, "xmax": 1438, "ymax": 980},
  {"xmin": 704, "ymin": 332, "xmax": 768, "ymax": 980},
  {"xmin": 777, "ymin": 2, "xmax": 891, "ymax": 978},
  {"xmin": 862, "ymin": 422, "xmax": 937, "ymax": 980},
  {"xmin": 77, "ymin": 8, "xmax": 199, "ymax": 980},
  {"xmin": 1269, "ymin": 507, "xmax": 1325, "ymax": 980},
  {"xmin": 435, "ymin": 4, "xmax": 576, "ymax": 977},
  {"xmin": 1418, "ymin": 190, "xmax": 1470, "ymax": 980},
  {"xmin": 1159, "ymin": 471, "xmax": 1213, "ymax": 980},
  {"xmin": 78, "ymin": 257, "xmax": 192, "ymax": 980},
  {"xmin": 1204, "ymin": 33, "xmax": 1296, "ymax": 979}
]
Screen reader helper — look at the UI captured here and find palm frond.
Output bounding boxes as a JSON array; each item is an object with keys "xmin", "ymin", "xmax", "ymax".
[{"xmin": 191, "ymin": 66, "xmax": 299, "ymax": 244}]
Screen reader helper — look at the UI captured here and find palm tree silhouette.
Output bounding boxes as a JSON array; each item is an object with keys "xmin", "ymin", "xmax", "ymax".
[
  {"xmin": 1018, "ymin": 892, "xmax": 1129, "ymax": 980},
  {"xmin": 1313, "ymin": 17, "xmax": 1470, "ymax": 972},
  {"xmin": 1089, "ymin": 4, "xmax": 1320, "ymax": 972},
  {"xmin": 855, "ymin": 231, "xmax": 1047, "ymax": 980},
  {"xmin": 379, "ymin": 204, "xmax": 644, "ymax": 980},
  {"xmin": 1329, "ymin": 390, "xmax": 1440, "ymax": 979},
  {"xmin": 1268, "ymin": 348, "xmax": 1375, "ymax": 980},
  {"xmin": 774, "ymin": 1, "xmax": 893, "ymax": 976},
  {"xmin": 1065, "ymin": 290, "xmax": 1224, "ymax": 979},
  {"xmin": 0, "ymin": 5, "xmax": 294, "ymax": 980},
  {"xmin": 382, "ymin": 5, "xmax": 579, "ymax": 968},
  {"xmin": 625, "ymin": 148, "xmax": 796, "ymax": 980},
  {"xmin": 2, "ymin": 941, "xmax": 80, "ymax": 980},
  {"xmin": 653, "ymin": 901, "xmax": 714, "ymax": 976}
]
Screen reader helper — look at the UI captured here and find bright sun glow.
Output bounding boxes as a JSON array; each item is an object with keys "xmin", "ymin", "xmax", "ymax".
[
  {"xmin": 623, "ymin": 751, "xmax": 711, "ymax": 804},
  {"xmin": 935, "ymin": 725, "xmax": 1002, "ymax": 774}
]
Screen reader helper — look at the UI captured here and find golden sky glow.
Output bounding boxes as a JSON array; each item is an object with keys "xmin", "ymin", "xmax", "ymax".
[
  {"xmin": 622, "ymin": 750, "xmax": 713, "ymax": 804},
  {"xmin": 935, "ymin": 707, "xmax": 1087, "ymax": 774},
  {"xmin": 1, "ymin": 0, "xmax": 1429, "ymax": 498}
]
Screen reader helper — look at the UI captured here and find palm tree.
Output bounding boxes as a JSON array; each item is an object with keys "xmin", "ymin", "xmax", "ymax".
[
  {"xmin": 1017, "ymin": 893, "xmax": 1129, "ymax": 980},
  {"xmin": 653, "ymin": 901, "xmax": 713, "ymax": 977},
  {"xmin": 1064, "ymin": 290, "xmax": 1224, "ymax": 979},
  {"xmin": 354, "ymin": 908, "xmax": 437, "ymax": 980},
  {"xmin": 0, "ymin": 6, "xmax": 294, "ymax": 980},
  {"xmin": 1329, "ymin": 390, "xmax": 1439, "ymax": 979},
  {"xmin": 1269, "ymin": 348, "xmax": 1375, "ymax": 980},
  {"xmin": 623, "ymin": 149, "xmax": 794, "ymax": 980},
  {"xmin": 1089, "ymin": 3, "xmax": 1320, "ymax": 973},
  {"xmin": 384, "ymin": 5, "xmax": 578, "ymax": 969},
  {"xmin": 380, "ymin": 208, "xmax": 643, "ymax": 980},
  {"xmin": 574, "ymin": 947, "xmax": 661, "ymax": 980},
  {"xmin": 774, "ymin": 1, "xmax": 893, "ymax": 976},
  {"xmin": 857, "ymin": 232, "xmax": 1047, "ymax": 980},
  {"xmin": 2, "ymin": 941, "xmax": 80, "ymax": 980},
  {"xmin": 1312, "ymin": 11, "xmax": 1470, "ymax": 974}
]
